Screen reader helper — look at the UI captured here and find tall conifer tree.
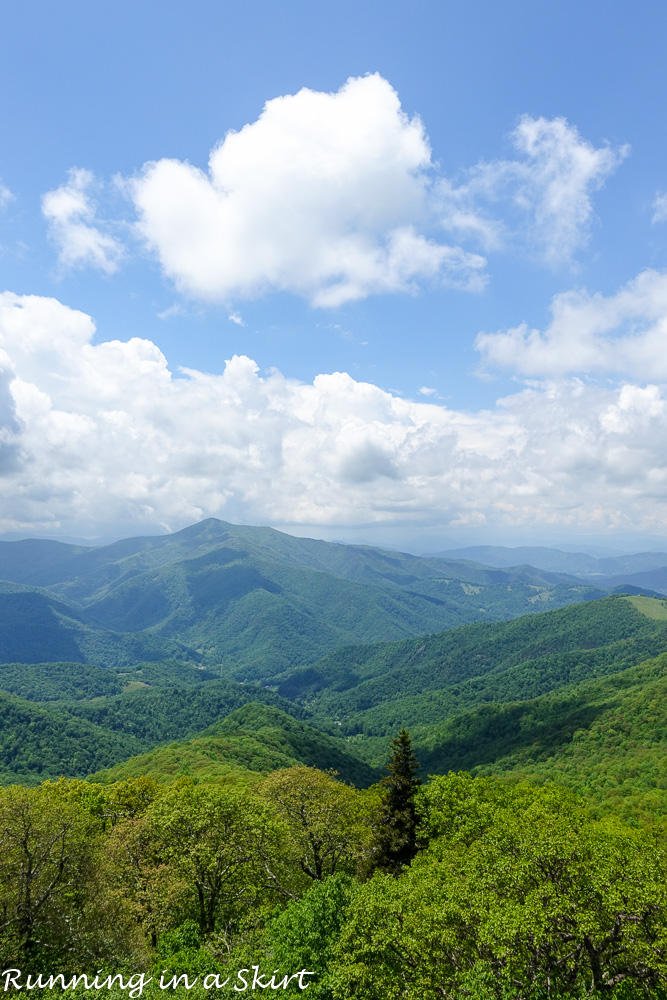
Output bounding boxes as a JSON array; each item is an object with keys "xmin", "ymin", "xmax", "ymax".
[{"xmin": 374, "ymin": 728, "xmax": 421, "ymax": 873}]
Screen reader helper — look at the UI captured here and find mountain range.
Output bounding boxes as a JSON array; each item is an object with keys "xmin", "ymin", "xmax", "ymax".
[
  {"xmin": 438, "ymin": 544, "xmax": 667, "ymax": 593},
  {"xmin": 0, "ymin": 519, "xmax": 665, "ymax": 823},
  {"xmin": 0, "ymin": 518, "xmax": 611, "ymax": 678}
]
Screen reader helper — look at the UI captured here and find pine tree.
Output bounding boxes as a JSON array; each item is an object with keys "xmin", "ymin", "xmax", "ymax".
[{"xmin": 374, "ymin": 728, "xmax": 421, "ymax": 873}]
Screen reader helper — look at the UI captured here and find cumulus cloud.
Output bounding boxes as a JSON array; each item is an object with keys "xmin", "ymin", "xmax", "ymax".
[
  {"xmin": 476, "ymin": 268, "xmax": 667, "ymax": 378},
  {"xmin": 130, "ymin": 74, "xmax": 486, "ymax": 307},
  {"xmin": 439, "ymin": 116, "xmax": 628, "ymax": 265},
  {"xmin": 3, "ymin": 291, "xmax": 667, "ymax": 538},
  {"xmin": 42, "ymin": 168, "xmax": 124, "ymax": 273},
  {"xmin": 652, "ymin": 192, "xmax": 667, "ymax": 224}
]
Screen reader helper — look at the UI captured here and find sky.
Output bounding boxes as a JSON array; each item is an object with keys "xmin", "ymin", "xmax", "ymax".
[{"xmin": 1, "ymin": 0, "xmax": 667, "ymax": 552}]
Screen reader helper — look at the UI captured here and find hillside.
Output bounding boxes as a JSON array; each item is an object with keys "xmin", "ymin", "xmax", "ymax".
[
  {"xmin": 0, "ymin": 676, "xmax": 316, "ymax": 785},
  {"xmin": 276, "ymin": 596, "xmax": 667, "ymax": 741},
  {"xmin": 0, "ymin": 519, "xmax": 609, "ymax": 678},
  {"xmin": 88, "ymin": 703, "xmax": 379, "ymax": 787},
  {"xmin": 0, "ymin": 690, "xmax": 144, "ymax": 785},
  {"xmin": 0, "ymin": 581, "xmax": 198, "ymax": 667},
  {"xmin": 59, "ymin": 677, "xmax": 310, "ymax": 746},
  {"xmin": 419, "ymin": 651, "xmax": 667, "ymax": 824}
]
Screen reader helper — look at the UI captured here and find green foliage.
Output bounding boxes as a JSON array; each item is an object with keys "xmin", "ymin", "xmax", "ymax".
[
  {"xmin": 0, "ymin": 768, "xmax": 665, "ymax": 996},
  {"xmin": 0, "ymin": 782, "xmax": 140, "ymax": 972},
  {"xmin": 89, "ymin": 704, "xmax": 379, "ymax": 787},
  {"xmin": 263, "ymin": 875, "xmax": 359, "ymax": 998},
  {"xmin": 259, "ymin": 765, "xmax": 377, "ymax": 885},
  {"xmin": 0, "ymin": 660, "xmax": 123, "ymax": 700},
  {"xmin": 333, "ymin": 779, "xmax": 667, "ymax": 998}
]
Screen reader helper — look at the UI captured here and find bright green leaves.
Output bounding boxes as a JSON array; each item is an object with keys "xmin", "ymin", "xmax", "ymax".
[
  {"xmin": 333, "ymin": 776, "xmax": 667, "ymax": 998},
  {"xmin": 259, "ymin": 766, "xmax": 376, "ymax": 887}
]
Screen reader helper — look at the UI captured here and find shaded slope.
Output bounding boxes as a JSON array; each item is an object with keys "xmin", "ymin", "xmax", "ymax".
[{"xmin": 0, "ymin": 582, "xmax": 198, "ymax": 667}]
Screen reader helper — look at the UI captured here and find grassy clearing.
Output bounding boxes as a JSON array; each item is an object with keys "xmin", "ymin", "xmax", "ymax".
[{"xmin": 623, "ymin": 595, "xmax": 667, "ymax": 620}]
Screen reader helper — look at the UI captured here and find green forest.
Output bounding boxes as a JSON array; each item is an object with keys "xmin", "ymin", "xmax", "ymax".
[
  {"xmin": 0, "ymin": 524, "xmax": 666, "ymax": 996},
  {"xmin": 1, "ymin": 747, "xmax": 666, "ymax": 998}
]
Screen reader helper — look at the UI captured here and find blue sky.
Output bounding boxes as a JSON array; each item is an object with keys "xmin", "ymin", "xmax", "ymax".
[{"xmin": 1, "ymin": 0, "xmax": 667, "ymax": 551}]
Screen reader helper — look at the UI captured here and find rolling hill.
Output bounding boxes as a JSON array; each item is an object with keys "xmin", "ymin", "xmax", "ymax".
[
  {"xmin": 88, "ymin": 703, "xmax": 378, "ymax": 787},
  {"xmin": 275, "ymin": 595, "xmax": 667, "ymax": 743}
]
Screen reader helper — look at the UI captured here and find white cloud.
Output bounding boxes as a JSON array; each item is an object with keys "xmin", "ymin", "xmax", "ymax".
[
  {"xmin": 475, "ymin": 268, "xmax": 667, "ymax": 378},
  {"xmin": 418, "ymin": 386, "xmax": 437, "ymax": 396},
  {"xmin": 652, "ymin": 192, "xmax": 667, "ymax": 224},
  {"xmin": 439, "ymin": 116, "xmax": 628, "ymax": 265},
  {"xmin": 3, "ymin": 291, "xmax": 667, "ymax": 538},
  {"xmin": 228, "ymin": 311, "xmax": 246, "ymax": 326},
  {"xmin": 42, "ymin": 168, "xmax": 124, "ymax": 274},
  {"xmin": 130, "ymin": 74, "xmax": 486, "ymax": 307},
  {"xmin": 157, "ymin": 303, "xmax": 186, "ymax": 320},
  {"xmin": 0, "ymin": 180, "xmax": 13, "ymax": 210}
]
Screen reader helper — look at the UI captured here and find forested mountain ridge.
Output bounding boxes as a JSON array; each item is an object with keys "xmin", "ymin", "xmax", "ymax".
[
  {"xmin": 0, "ymin": 519, "xmax": 611, "ymax": 677},
  {"xmin": 419, "ymin": 649, "xmax": 667, "ymax": 823},
  {"xmin": 0, "ymin": 519, "xmax": 580, "ymax": 596},
  {"xmin": 276, "ymin": 595, "xmax": 667, "ymax": 738}
]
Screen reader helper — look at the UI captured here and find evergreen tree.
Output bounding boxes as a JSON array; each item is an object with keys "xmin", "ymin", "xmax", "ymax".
[{"xmin": 374, "ymin": 728, "xmax": 421, "ymax": 873}]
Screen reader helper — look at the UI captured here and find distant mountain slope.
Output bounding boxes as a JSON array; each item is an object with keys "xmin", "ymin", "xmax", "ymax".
[
  {"xmin": 594, "ymin": 567, "xmax": 667, "ymax": 595},
  {"xmin": 277, "ymin": 596, "xmax": 667, "ymax": 741},
  {"xmin": 88, "ymin": 703, "xmax": 379, "ymax": 787},
  {"xmin": 437, "ymin": 544, "xmax": 667, "ymax": 582},
  {"xmin": 0, "ymin": 582, "xmax": 196, "ymax": 667},
  {"xmin": 419, "ymin": 651, "xmax": 667, "ymax": 823},
  {"xmin": 0, "ymin": 519, "xmax": 609, "ymax": 678}
]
